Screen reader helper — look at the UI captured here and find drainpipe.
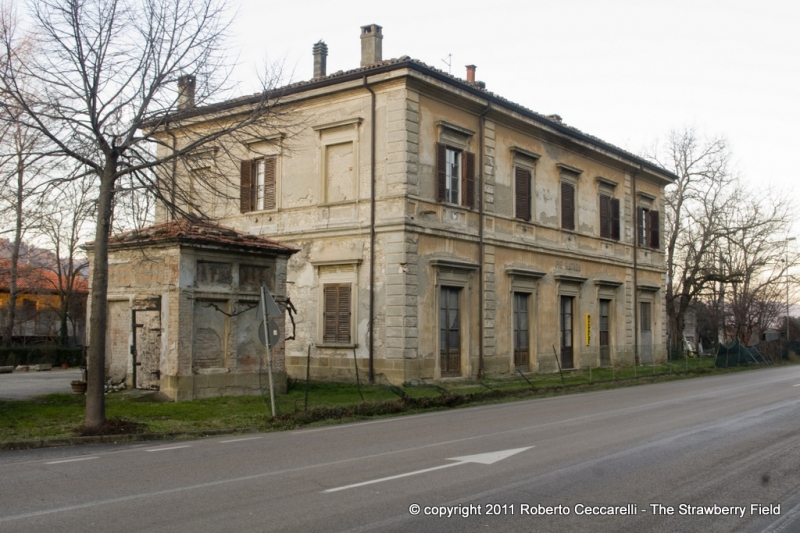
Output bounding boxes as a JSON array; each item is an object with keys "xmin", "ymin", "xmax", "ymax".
[
  {"xmin": 632, "ymin": 166, "xmax": 641, "ymax": 365},
  {"xmin": 478, "ymin": 103, "xmax": 491, "ymax": 379},
  {"xmin": 363, "ymin": 75, "xmax": 376, "ymax": 383}
]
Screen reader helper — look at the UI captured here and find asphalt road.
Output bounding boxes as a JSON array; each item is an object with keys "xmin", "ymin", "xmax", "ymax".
[
  {"xmin": 0, "ymin": 368, "xmax": 82, "ymax": 400},
  {"xmin": 1, "ymin": 366, "xmax": 799, "ymax": 532}
]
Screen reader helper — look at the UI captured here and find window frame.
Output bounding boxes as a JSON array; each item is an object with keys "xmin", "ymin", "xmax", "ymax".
[
  {"xmin": 599, "ymin": 193, "xmax": 620, "ymax": 241},
  {"xmin": 314, "ymin": 261, "xmax": 360, "ymax": 348},
  {"xmin": 240, "ymin": 155, "xmax": 277, "ymax": 213}
]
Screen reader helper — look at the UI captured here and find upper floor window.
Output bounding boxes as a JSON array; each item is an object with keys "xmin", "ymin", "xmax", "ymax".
[
  {"xmin": 561, "ymin": 181, "xmax": 575, "ymax": 230},
  {"xmin": 240, "ymin": 156, "xmax": 276, "ymax": 212},
  {"xmin": 638, "ymin": 207, "xmax": 660, "ymax": 249},
  {"xmin": 436, "ymin": 142, "xmax": 475, "ymax": 208},
  {"xmin": 599, "ymin": 194, "xmax": 620, "ymax": 240},
  {"xmin": 515, "ymin": 166, "xmax": 532, "ymax": 221}
]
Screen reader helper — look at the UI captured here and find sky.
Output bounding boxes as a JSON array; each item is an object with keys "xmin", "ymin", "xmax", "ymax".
[{"xmin": 228, "ymin": 0, "xmax": 799, "ymax": 241}]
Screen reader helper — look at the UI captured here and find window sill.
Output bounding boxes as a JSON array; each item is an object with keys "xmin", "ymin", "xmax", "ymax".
[{"xmin": 316, "ymin": 343, "xmax": 358, "ymax": 349}]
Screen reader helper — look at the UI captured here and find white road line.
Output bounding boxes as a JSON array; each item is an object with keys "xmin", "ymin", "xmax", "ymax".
[
  {"xmin": 145, "ymin": 445, "xmax": 191, "ymax": 452},
  {"xmin": 219, "ymin": 437, "xmax": 262, "ymax": 444},
  {"xmin": 326, "ymin": 462, "xmax": 460, "ymax": 493},
  {"xmin": 793, "ymin": 384, "xmax": 800, "ymax": 387},
  {"xmin": 45, "ymin": 456, "xmax": 98, "ymax": 465}
]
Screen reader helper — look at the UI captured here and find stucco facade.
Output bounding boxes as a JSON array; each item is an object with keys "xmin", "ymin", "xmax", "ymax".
[{"xmin": 156, "ymin": 25, "xmax": 675, "ymax": 386}]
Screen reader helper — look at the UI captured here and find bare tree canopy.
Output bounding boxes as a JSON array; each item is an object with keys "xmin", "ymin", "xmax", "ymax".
[
  {"xmin": 649, "ymin": 127, "xmax": 797, "ymax": 351},
  {"xmin": 0, "ymin": 0, "xmax": 285, "ymax": 427}
]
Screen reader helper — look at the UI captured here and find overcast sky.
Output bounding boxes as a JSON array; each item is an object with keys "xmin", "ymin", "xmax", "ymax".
[{"xmin": 230, "ymin": 0, "xmax": 798, "ymax": 235}]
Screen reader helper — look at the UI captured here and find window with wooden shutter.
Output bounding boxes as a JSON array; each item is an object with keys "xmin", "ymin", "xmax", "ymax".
[
  {"xmin": 599, "ymin": 194, "xmax": 611, "ymax": 238},
  {"xmin": 611, "ymin": 198, "xmax": 620, "ymax": 241},
  {"xmin": 649, "ymin": 210, "xmax": 660, "ymax": 249},
  {"xmin": 262, "ymin": 157, "xmax": 276, "ymax": 210},
  {"xmin": 515, "ymin": 167, "xmax": 531, "ymax": 221},
  {"xmin": 240, "ymin": 160, "xmax": 253, "ymax": 213},
  {"xmin": 637, "ymin": 207, "xmax": 647, "ymax": 246},
  {"xmin": 561, "ymin": 182, "xmax": 575, "ymax": 230},
  {"xmin": 436, "ymin": 143, "xmax": 447, "ymax": 202},
  {"xmin": 323, "ymin": 283, "xmax": 351, "ymax": 343},
  {"xmin": 463, "ymin": 151, "xmax": 475, "ymax": 208}
]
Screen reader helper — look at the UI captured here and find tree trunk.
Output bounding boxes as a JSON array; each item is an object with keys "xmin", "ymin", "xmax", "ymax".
[{"xmin": 85, "ymin": 165, "xmax": 115, "ymax": 428}]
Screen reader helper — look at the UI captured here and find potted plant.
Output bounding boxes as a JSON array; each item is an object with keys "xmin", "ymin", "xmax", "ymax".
[{"xmin": 71, "ymin": 357, "xmax": 88, "ymax": 395}]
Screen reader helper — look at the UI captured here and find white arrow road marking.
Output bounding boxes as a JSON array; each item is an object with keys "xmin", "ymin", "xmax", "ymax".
[
  {"xmin": 145, "ymin": 445, "xmax": 191, "ymax": 452},
  {"xmin": 46, "ymin": 456, "xmax": 98, "ymax": 465},
  {"xmin": 793, "ymin": 384, "xmax": 800, "ymax": 387},
  {"xmin": 323, "ymin": 447, "xmax": 533, "ymax": 493}
]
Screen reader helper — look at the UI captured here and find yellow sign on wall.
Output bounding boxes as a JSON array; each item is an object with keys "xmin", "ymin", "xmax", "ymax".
[{"xmin": 586, "ymin": 314, "xmax": 591, "ymax": 345}]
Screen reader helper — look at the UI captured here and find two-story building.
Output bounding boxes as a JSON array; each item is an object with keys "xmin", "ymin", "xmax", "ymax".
[{"xmin": 142, "ymin": 24, "xmax": 675, "ymax": 388}]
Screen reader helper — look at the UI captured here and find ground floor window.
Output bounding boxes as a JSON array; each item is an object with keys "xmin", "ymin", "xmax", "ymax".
[
  {"xmin": 560, "ymin": 296, "xmax": 574, "ymax": 369},
  {"xmin": 440, "ymin": 286, "xmax": 461, "ymax": 376},
  {"xmin": 513, "ymin": 292, "xmax": 530, "ymax": 370},
  {"xmin": 599, "ymin": 299, "xmax": 611, "ymax": 366}
]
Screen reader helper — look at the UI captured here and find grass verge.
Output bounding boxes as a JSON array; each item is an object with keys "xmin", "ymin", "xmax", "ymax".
[{"xmin": 0, "ymin": 358, "xmax": 788, "ymax": 449}]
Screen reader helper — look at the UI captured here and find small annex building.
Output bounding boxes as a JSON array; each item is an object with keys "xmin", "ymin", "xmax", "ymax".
[{"xmin": 85, "ymin": 220, "xmax": 297, "ymax": 401}]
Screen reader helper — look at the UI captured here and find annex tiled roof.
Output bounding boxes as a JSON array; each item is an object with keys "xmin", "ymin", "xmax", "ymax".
[
  {"xmin": 0, "ymin": 260, "xmax": 89, "ymax": 294},
  {"xmin": 98, "ymin": 220, "xmax": 298, "ymax": 255},
  {"xmin": 171, "ymin": 56, "xmax": 675, "ymax": 180}
]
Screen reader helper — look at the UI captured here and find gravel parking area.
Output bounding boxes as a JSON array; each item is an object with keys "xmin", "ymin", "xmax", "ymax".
[{"xmin": 0, "ymin": 368, "xmax": 83, "ymax": 400}]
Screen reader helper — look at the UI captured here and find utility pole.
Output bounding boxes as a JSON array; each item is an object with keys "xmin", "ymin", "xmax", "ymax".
[{"xmin": 787, "ymin": 237, "xmax": 796, "ymax": 341}]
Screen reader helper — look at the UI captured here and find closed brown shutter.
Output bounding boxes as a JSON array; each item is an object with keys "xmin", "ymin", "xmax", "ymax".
[
  {"xmin": 337, "ymin": 284, "xmax": 351, "ymax": 343},
  {"xmin": 436, "ymin": 143, "xmax": 446, "ymax": 202},
  {"xmin": 240, "ymin": 160, "xmax": 253, "ymax": 213},
  {"xmin": 323, "ymin": 283, "xmax": 351, "ymax": 343},
  {"xmin": 463, "ymin": 151, "xmax": 475, "ymax": 208},
  {"xmin": 263, "ymin": 157, "xmax": 276, "ymax": 210},
  {"xmin": 515, "ymin": 167, "xmax": 531, "ymax": 221},
  {"xmin": 649, "ymin": 210, "xmax": 660, "ymax": 249},
  {"xmin": 599, "ymin": 194, "xmax": 611, "ymax": 238},
  {"xmin": 611, "ymin": 198, "xmax": 620, "ymax": 241},
  {"xmin": 561, "ymin": 182, "xmax": 575, "ymax": 230}
]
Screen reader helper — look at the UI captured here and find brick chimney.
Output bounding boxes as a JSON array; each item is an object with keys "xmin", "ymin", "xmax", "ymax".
[
  {"xmin": 360, "ymin": 24, "xmax": 383, "ymax": 67},
  {"xmin": 177, "ymin": 74, "xmax": 196, "ymax": 110},
  {"xmin": 313, "ymin": 41, "xmax": 328, "ymax": 78},
  {"xmin": 466, "ymin": 65, "xmax": 476, "ymax": 83}
]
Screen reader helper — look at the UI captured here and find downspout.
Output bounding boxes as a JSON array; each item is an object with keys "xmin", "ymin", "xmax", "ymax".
[
  {"xmin": 363, "ymin": 75, "xmax": 376, "ymax": 383},
  {"xmin": 632, "ymin": 166, "xmax": 641, "ymax": 365},
  {"xmin": 478, "ymin": 103, "xmax": 491, "ymax": 379},
  {"xmin": 168, "ymin": 131, "xmax": 178, "ymax": 221}
]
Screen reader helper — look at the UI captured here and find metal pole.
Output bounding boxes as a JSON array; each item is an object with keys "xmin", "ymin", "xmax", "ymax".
[
  {"xmin": 787, "ymin": 238, "xmax": 796, "ymax": 341},
  {"xmin": 261, "ymin": 286, "xmax": 276, "ymax": 418}
]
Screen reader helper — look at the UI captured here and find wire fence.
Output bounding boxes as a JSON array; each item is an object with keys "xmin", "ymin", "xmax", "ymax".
[{"xmin": 262, "ymin": 340, "xmax": 798, "ymax": 416}]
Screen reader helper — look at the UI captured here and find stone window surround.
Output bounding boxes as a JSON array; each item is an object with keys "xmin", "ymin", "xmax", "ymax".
[
  {"xmin": 594, "ymin": 278, "xmax": 623, "ymax": 360},
  {"xmin": 431, "ymin": 258, "xmax": 479, "ymax": 380},
  {"xmin": 505, "ymin": 267, "xmax": 545, "ymax": 374},
  {"xmin": 558, "ymin": 163, "xmax": 583, "ymax": 232},
  {"xmin": 243, "ymin": 135, "xmax": 283, "ymax": 213},
  {"xmin": 313, "ymin": 118, "xmax": 363, "ymax": 207},
  {"xmin": 312, "ymin": 258, "xmax": 361, "ymax": 348},
  {"xmin": 511, "ymin": 147, "xmax": 541, "ymax": 223}
]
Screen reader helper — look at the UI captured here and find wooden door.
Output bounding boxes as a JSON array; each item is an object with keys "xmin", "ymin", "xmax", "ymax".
[{"xmin": 134, "ymin": 309, "xmax": 161, "ymax": 390}]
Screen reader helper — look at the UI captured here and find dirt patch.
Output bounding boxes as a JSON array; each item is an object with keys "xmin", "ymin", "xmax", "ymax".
[{"xmin": 74, "ymin": 417, "xmax": 147, "ymax": 437}]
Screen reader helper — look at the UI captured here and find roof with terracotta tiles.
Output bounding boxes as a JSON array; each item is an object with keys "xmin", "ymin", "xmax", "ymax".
[{"xmin": 98, "ymin": 220, "xmax": 298, "ymax": 255}]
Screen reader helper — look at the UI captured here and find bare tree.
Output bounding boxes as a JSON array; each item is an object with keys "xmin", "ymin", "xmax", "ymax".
[
  {"xmin": 0, "ymin": 2, "xmax": 50, "ymax": 346},
  {"xmin": 648, "ymin": 128, "xmax": 738, "ymax": 352},
  {"xmin": 719, "ymin": 195, "xmax": 797, "ymax": 343},
  {"xmin": 0, "ymin": 0, "xmax": 286, "ymax": 427},
  {"xmin": 36, "ymin": 176, "xmax": 94, "ymax": 346}
]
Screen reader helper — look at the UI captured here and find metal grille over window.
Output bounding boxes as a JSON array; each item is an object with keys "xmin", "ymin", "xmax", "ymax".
[{"xmin": 561, "ymin": 182, "xmax": 575, "ymax": 230}]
